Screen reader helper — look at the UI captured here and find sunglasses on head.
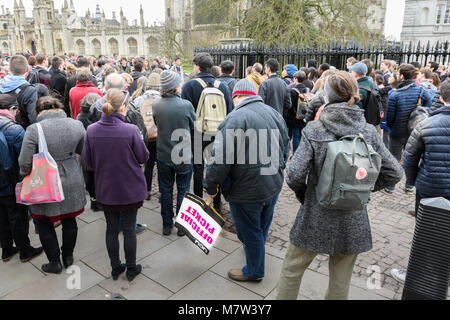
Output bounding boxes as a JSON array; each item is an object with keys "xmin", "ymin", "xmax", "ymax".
[{"xmin": 121, "ymin": 90, "xmax": 129, "ymax": 106}]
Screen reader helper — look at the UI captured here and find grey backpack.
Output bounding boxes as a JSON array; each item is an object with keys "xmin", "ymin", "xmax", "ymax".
[{"xmin": 316, "ymin": 134, "xmax": 382, "ymax": 211}]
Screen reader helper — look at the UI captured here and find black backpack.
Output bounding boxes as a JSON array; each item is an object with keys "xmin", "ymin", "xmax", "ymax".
[
  {"xmin": 360, "ymin": 85, "xmax": 383, "ymax": 126},
  {"xmin": 26, "ymin": 68, "xmax": 40, "ymax": 85}
]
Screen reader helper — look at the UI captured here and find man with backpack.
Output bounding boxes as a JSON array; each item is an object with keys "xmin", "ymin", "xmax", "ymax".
[
  {"xmin": 0, "ymin": 55, "xmax": 38, "ymax": 129},
  {"xmin": 349, "ymin": 62, "xmax": 384, "ymax": 133},
  {"xmin": 218, "ymin": 60, "xmax": 237, "ymax": 95},
  {"xmin": 385, "ymin": 63, "xmax": 433, "ymax": 194},
  {"xmin": 34, "ymin": 54, "xmax": 51, "ymax": 88},
  {"xmin": 288, "ymin": 71, "xmax": 311, "ymax": 153},
  {"xmin": 50, "ymin": 56, "xmax": 67, "ymax": 103},
  {"xmin": 0, "ymin": 95, "xmax": 43, "ymax": 263},
  {"xmin": 181, "ymin": 52, "xmax": 233, "ymax": 212}
]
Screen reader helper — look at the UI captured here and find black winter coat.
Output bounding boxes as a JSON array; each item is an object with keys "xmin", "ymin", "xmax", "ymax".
[
  {"xmin": 403, "ymin": 106, "xmax": 450, "ymax": 197},
  {"xmin": 50, "ymin": 69, "xmax": 67, "ymax": 98}
]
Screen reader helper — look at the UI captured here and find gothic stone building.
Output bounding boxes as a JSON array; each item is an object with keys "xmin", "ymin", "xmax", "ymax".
[
  {"xmin": 0, "ymin": 0, "xmax": 163, "ymax": 57},
  {"xmin": 401, "ymin": 0, "xmax": 450, "ymax": 43}
]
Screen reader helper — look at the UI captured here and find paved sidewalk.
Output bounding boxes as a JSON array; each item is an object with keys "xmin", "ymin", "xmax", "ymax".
[{"xmin": 0, "ymin": 198, "xmax": 389, "ymax": 300}]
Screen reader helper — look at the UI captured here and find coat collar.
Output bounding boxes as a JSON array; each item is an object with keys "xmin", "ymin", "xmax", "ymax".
[
  {"xmin": 76, "ymin": 81, "xmax": 95, "ymax": 88},
  {"xmin": 235, "ymin": 95, "xmax": 264, "ymax": 110},
  {"xmin": 100, "ymin": 112, "xmax": 126, "ymax": 124},
  {"xmin": 36, "ymin": 109, "xmax": 67, "ymax": 122},
  {"xmin": 430, "ymin": 105, "xmax": 450, "ymax": 117}
]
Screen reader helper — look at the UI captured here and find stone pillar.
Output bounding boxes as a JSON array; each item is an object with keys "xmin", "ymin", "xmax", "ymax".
[{"xmin": 139, "ymin": 28, "xmax": 144, "ymax": 56}]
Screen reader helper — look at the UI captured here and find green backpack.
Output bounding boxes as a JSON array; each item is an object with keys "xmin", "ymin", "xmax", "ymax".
[{"xmin": 316, "ymin": 134, "xmax": 382, "ymax": 211}]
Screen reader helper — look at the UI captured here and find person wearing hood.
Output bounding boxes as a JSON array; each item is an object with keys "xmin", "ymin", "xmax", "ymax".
[
  {"xmin": 385, "ymin": 64, "xmax": 433, "ymax": 194},
  {"xmin": 0, "ymin": 55, "xmax": 38, "ymax": 129},
  {"xmin": 203, "ymin": 79, "xmax": 290, "ymax": 283},
  {"xmin": 276, "ymin": 71, "xmax": 403, "ymax": 300}
]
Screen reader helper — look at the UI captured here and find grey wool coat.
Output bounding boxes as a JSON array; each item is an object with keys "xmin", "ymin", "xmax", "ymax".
[
  {"xmin": 19, "ymin": 110, "xmax": 87, "ymax": 218},
  {"xmin": 287, "ymin": 103, "xmax": 403, "ymax": 255}
]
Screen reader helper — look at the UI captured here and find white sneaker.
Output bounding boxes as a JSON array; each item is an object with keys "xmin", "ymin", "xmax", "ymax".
[{"xmin": 391, "ymin": 269, "xmax": 407, "ymax": 283}]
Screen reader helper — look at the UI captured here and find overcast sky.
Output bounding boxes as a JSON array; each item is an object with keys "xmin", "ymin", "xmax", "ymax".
[{"xmin": 4, "ymin": 0, "xmax": 406, "ymax": 40}]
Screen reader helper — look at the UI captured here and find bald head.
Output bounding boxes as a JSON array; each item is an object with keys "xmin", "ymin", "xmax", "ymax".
[{"xmin": 104, "ymin": 73, "xmax": 125, "ymax": 91}]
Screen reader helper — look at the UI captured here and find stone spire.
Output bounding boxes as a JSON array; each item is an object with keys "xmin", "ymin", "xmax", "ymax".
[
  {"xmin": 70, "ymin": 0, "xmax": 74, "ymax": 9},
  {"xmin": 63, "ymin": 0, "xmax": 68, "ymax": 9},
  {"xmin": 140, "ymin": 4, "xmax": 144, "ymax": 27},
  {"xmin": 14, "ymin": 0, "xmax": 18, "ymax": 9},
  {"xmin": 19, "ymin": 0, "xmax": 24, "ymax": 8}
]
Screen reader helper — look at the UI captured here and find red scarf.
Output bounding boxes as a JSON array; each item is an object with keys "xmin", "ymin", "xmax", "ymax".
[{"xmin": 0, "ymin": 109, "xmax": 15, "ymax": 120}]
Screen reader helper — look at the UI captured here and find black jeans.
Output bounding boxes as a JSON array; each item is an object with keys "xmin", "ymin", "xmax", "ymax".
[
  {"xmin": 145, "ymin": 141, "xmax": 157, "ymax": 193},
  {"xmin": 104, "ymin": 210, "xmax": 137, "ymax": 270},
  {"xmin": 0, "ymin": 195, "xmax": 31, "ymax": 252},
  {"xmin": 37, "ymin": 217, "xmax": 78, "ymax": 262},
  {"xmin": 193, "ymin": 138, "xmax": 222, "ymax": 207}
]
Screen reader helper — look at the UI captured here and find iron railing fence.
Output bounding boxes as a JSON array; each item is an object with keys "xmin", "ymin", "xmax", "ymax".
[{"xmin": 194, "ymin": 39, "xmax": 450, "ymax": 79}]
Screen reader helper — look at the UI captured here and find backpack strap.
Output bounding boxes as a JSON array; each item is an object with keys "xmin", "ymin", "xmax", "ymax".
[
  {"xmin": 417, "ymin": 87, "xmax": 424, "ymax": 108},
  {"xmin": 195, "ymin": 78, "xmax": 208, "ymax": 89}
]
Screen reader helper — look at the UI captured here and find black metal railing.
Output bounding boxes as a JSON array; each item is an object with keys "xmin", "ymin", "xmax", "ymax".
[{"xmin": 194, "ymin": 39, "xmax": 450, "ymax": 79}]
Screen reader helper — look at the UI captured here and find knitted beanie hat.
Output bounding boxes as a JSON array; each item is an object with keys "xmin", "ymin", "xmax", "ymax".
[
  {"xmin": 232, "ymin": 79, "xmax": 258, "ymax": 99},
  {"xmin": 147, "ymin": 72, "xmax": 161, "ymax": 91},
  {"xmin": 160, "ymin": 70, "xmax": 181, "ymax": 91}
]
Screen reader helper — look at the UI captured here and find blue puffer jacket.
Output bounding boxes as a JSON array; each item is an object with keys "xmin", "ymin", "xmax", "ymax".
[
  {"xmin": 386, "ymin": 80, "xmax": 433, "ymax": 138},
  {"xmin": 0, "ymin": 115, "xmax": 25, "ymax": 196},
  {"xmin": 403, "ymin": 106, "xmax": 450, "ymax": 197}
]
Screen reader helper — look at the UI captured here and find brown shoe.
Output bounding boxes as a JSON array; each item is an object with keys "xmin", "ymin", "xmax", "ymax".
[
  {"xmin": 227, "ymin": 269, "xmax": 263, "ymax": 282},
  {"xmin": 408, "ymin": 210, "xmax": 416, "ymax": 217}
]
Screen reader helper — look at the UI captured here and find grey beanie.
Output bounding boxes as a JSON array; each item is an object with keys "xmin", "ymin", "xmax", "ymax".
[
  {"xmin": 160, "ymin": 70, "xmax": 181, "ymax": 91},
  {"xmin": 324, "ymin": 76, "xmax": 346, "ymax": 104},
  {"xmin": 232, "ymin": 78, "xmax": 257, "ymax": 98}
]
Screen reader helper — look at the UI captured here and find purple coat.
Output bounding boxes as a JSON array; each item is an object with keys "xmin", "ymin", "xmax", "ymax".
[{"xmin": 82, "ymin": 113, "xmax": 149, "ymax": 206}]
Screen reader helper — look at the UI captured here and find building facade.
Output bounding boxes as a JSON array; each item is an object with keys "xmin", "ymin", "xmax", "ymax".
[
  {"xmin": 401, "ymin": 0, "xmax": 450, "ymax": 43},
  {"xmin": 0, "ymin": 0, "xmax": 163, "ymax": 57}
]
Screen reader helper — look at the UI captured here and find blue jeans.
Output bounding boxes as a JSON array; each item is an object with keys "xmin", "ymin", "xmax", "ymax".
[
  {"xmin": 157, "ymin": 161, "xmax": 193, "ymax": 228},
  {"xmin": 229, "ymin": 194, "xmax": 280, "ymax": 280},
  {"xmin": 292, "ymin": 127, "xmax": 301, "ymax": 153}
]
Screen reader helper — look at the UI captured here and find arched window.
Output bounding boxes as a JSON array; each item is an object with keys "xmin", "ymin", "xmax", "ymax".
[
  {"xmin": 127, "ymin": 37, "xmax": 137, "ymax": 57},
  {"xmin": 2, "ymin": 23, "xmax": 7, "ymax": 30},
  {"xmin": 76, "ymin": 39, "xmax": 85, "ymax": 56},
  {"xmin": 92, "ymin": 39, "xmax": 101, "ymax": 56},
  {"xmin": 2, "ymin": 42, "xmax": 9, "ymax": 54},
  {"xmin": 108, "ymin": 38, "xmax": 119, "ymax": 55}
]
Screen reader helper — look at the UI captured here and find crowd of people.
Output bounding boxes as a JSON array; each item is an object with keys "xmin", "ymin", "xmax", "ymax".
[{"xmin": 0, "ymin": 49, "xmax": 449, "ymax": 298}]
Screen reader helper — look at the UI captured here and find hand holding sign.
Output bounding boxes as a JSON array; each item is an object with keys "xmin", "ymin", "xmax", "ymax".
[{"xmin": 175, "ymin": 193, "xmax": 225, "ymax": 255}]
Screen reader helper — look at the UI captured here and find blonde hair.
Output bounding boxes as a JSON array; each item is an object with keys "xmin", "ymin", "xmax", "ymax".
[
  {"xmin": 66, "ymin": 64, "xmax": 77, "ymax": 78},
  {"xmin": 131, "ymin": 76, "xmax": 148, "ymax": 100},
  {"xmin": 102, "ymin": 88, "xmax": 129, "ymax": 116},
  {"xmin": 327, "ymin": 71, "xmax": 361, "ymax": 107},
  {"xmin": 121, "ymin": 73, "xmax": 134, "ymax": 84},
  {"xmin": 319, "ymin": 69, "xmax": 338, "ymax": 91}
]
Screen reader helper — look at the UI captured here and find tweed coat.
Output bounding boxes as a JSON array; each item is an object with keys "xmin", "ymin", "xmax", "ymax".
[
  {"xmin": 286, "ymin": 103, "xmax": 403, "ymax": 255},
  {"xmin": 18, "ymin": 110, "xmax": 86, "ymax": 217}
]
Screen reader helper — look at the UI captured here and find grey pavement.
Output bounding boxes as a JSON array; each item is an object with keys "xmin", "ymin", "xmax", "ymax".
[{"xmin": 1, "ymin": 174, "xmax": 448, "ymax": 300}]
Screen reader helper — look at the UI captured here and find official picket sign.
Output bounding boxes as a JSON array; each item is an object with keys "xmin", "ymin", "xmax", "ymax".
[{"xmin": 175, "ymin": 193, "xmax": 225, "ymax": 255}]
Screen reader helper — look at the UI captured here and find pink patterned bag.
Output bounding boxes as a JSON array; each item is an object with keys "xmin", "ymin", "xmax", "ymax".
[{"xmin": 16, "ymin": 123, "xmax": 65, "ymax": 205}]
